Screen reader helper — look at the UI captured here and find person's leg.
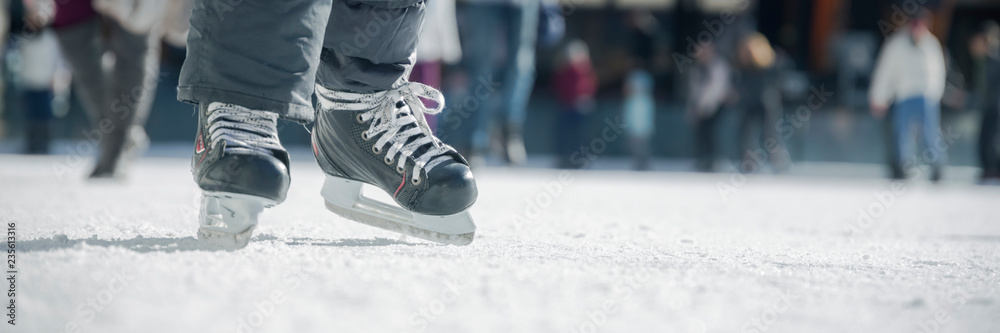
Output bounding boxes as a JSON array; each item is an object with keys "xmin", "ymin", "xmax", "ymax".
[
  {"xmin": 446, "ymin": 2, "xmax": 502, "ymax": 158},
  {"xmin": 179, "ymin": 0, "xmax": 333, "ymax": 123},
  {"xmin": 978, "ymin": 106, "xmax": 999, "ymax": 177},
  {"xmin": 498, "ymin": 0, "xmax": 539, "ymax": 165},
  {"xmin": 181, "ymin": 0, "xmax": 333, "ymax": 248},
  {"xmin": 53, "ymin": 18, "xmax": 107, "ymax": 125},
  {"xmin": 312, "ymin": 0, "xmax": 478, "ymax": 245},
  {"xmin": 91, "ymin": 19, "xmax": 162, "ymax": 177},
  {"xmin": 893, "ymin": 98, "xmax": 918, "ymax": 177},
  {"xmin": 694, "ymin": 112, "xmax": 716, "ymax": 171},
  {"xmin": 738, "ymin": 106, "xmax": 763, "ymax": 171},
  {"xmin": 919, "ymin": 98, "xmax": 945, "ymax": 181},
  {"xmin": 23, "ymin": 89, "xmax": 53, "ymax": 154}
]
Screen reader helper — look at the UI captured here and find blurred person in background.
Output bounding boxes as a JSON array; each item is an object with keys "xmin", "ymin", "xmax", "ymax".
[
  {"xmin": 970, "ymin": 21, "xmax": 1000, "ymax": 184},
  {"xmin": 552, "ymin": 39, "xmax": 596, "ymax": 169},
  {"xmin": 735, "ymin": 32, "xmax": 788, "ymax": 173},
  {"xmin": 42, "ymin": 0, "xmax": 165, "ymax": 179},
  {"xmin": 869, "ymin": 10, "xmax": 946, "ymax": 182},
  {"xmin": 622, "ymin": 11, "xmax": 658, "ymax": 171},
  {"xmin": 17, "ymin": 29, "xmax": 60, "ymax": 154},
  {"xmin": 686, "ymin": 42, "xmax": 731, "ymax": 172},
  {"xmin": 13, "ymin": 0, "xmax": 62, "ymax": 154},
  {"xmin": 410, "ymin": 0, "xmax": 461, "ymax": 133},
  {"xmin": 446, "ymin": 0, "xmax": 540, "ymax": 166},
  {"xmin": 622, "ymin": 63, "xmax": 654, "ymax": 171}
]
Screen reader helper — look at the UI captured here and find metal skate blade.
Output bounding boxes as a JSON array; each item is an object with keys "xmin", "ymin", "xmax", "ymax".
[
  {"xmin": 323, "ymin": 200, "xmax": 475, "ymax": 246},
  {"xmin": 198, "ymin": 192, "xmax": 274, "ymax": 249},
  {"xmin": 321, "ymin": 176, "xmax": 476, "ymax": 246},
  {"xmin": 198, "ymin": 224, "xmax": 256, "ymax": 249}
]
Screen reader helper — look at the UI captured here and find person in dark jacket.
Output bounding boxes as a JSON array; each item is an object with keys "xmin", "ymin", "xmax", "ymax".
[
  {"xmin": 972, "ymin": 21, "xmax": 1000, "ymax": 183},
  {"xmin": 735, "ymin": 32, "xmax": 789, "ymax": 173}
]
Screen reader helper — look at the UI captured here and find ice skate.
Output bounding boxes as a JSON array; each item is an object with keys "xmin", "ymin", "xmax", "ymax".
[
  {"xmin": 191, "ymin": 102, "xmax": 290, "ymax": 249},
  {"xmin": 313, "ymin": 83, "xmax": 477, "ymax": 245}
]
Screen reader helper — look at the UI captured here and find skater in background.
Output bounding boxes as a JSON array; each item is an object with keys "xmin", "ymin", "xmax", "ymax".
[
  {"xmin": 735, "ymin": 32, "xmax": 789, "ymax": 173},
  {"xmin": 16, "ymin": 28, "xmax": 61, "ymax": 154},
  {"xmin": 622, "ymin": 62, "xmax": 655, "ymax": 171},
  {"xmin": 409, "ymin": 0, "xmax": 461, "ymax": 133},
  {"xmin": 11, "ymin": 0, "xmax": 61, "ymax": 154},
  {"xmin": 686, "ymin": 42, "xmax": 731, "ymax": 172},
  {"xmin": 621, "ymin": 10, "xmax": 659, "ymax": 171},
  {"xmin": 552, "ymin": 40, "xmax": 596, "ymax": 169},
  {"xmin": 180, "ymin": 0, "xmax": 479, "ymax": 248},
  {"xmin": 45, "ymin": 0, "xmax": 165, "ymax": 178},
  {"xmin": 869, "ymin": 10, "xmax": 946, "ymax": 181},
  {"xmin": 970, "ymin": 21, "xmax": 1000, "ymax": 184},
  {"xmin": 445, "ymin": 0, "xmax": 540, "ymax": 166}
]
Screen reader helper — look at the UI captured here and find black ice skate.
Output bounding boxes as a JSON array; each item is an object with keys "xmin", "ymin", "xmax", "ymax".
[
  {"xmin": 312, "ymin": 83, "xmax": 477, "ymax": 245},
  {"xmin": 192, "ymin": 102, "xmax": 290, "ymax": 248}
]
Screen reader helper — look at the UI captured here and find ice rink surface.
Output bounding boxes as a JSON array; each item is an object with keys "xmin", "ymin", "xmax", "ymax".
[{"xmin": 2, "ymin": 152, "xmax": 999, "ymax": 333}]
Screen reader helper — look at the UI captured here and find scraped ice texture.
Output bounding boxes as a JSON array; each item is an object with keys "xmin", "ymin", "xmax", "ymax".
[{"xmin": 2, "ymin": 153, "xmax": 999, "ymax": 333}]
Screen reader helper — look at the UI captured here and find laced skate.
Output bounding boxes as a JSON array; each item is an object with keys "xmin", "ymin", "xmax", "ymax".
[
  {"xmin": 192, "ymin": 102, "xmax": 290, "ymax": 249},
  {"xmin": 313, "ymin": 82, "xmax": 477, "ymax": 245}
]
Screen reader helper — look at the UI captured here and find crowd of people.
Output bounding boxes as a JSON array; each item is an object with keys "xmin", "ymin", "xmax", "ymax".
[{"xmin": 1, "ymin": 0, "xmax": 999, "ymax": 185}]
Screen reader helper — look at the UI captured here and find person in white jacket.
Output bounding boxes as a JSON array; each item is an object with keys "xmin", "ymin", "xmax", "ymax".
[{"xmin": 869, "ymin": 10, "xmax": 947, "ymax": 181}]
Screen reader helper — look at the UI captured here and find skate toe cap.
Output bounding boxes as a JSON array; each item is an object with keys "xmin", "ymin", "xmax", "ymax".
[
  {"xmin": 199, "ymin": 153, "xmax": 290, "ymax": 203},
  {"xmin": 414, "ymin": 162, "xmax": 478, "ymax": 215}
]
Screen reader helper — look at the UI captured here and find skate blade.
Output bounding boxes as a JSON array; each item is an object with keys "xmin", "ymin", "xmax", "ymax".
[
  {"xmin": 198, "ymin": 192, "xmax": 275, "ymax": 249},
  {"xmin": 320, "ymin": 176, "xmax": 476, "ymax": 246}
]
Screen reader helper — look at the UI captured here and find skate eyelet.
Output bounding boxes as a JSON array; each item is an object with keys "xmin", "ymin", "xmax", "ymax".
[
  {"xmin": 411, "ymin": 177, "xmax": 422, "ymax": 185},
  {"xmin": 384, "ymin": 156, "xmax": 393, "ymax": 164},
  {"xmin": 372, "ymin": 145, "xmax": 382, "ymax": 154},
  {"xmin": 356, "ymin": 114, "xmax": 366, "ymax": 123},
  {"xmin": 361, "ymin": 132, "xmax": 370, "ymax": 141},
  {"xmin": 396, "ymin": 166, "xmax": 404, "ymax": 174}
]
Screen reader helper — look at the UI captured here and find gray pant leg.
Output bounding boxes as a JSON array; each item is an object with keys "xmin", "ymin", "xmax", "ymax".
[
  {"xmin": 53, "ymin": 18, "xmax": 107, "ymax": 124},
  {"xmin": 99, "ymin": 19, "xmax": 161, "ymax": 168},
  {"xmin": 317, "ymin": 0, "xmax": 425, "ymax": 94},
  {"xmin": 178, "ymin": 0, "xmax": 333, "ymax": 122}
]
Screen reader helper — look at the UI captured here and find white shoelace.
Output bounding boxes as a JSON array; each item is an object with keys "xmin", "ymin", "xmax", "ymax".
[
  {"xmin": 316, "ymin": 83, "xmax": 453, "ymax": 183},
  {"xmin": 206, "ymin": 102, "xmax": 283, "ymax": 156}
]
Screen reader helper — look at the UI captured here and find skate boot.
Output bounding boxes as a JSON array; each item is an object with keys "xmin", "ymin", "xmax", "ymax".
[
  {"xmin": 313, "ymin": 83, "xmax": 477, "ymax": 245},
  {"xmin": 192, "ymin": 102, "xmax": 290, "ymax": 248}
]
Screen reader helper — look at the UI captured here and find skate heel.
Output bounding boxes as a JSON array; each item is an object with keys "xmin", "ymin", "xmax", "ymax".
[
  {"xmin": 320, "ymin": 176, "xmax": 476, "ymax": 245},
  {"xmin": 198, "ymin": 192, "xmax": 276, "ymax": 249}
]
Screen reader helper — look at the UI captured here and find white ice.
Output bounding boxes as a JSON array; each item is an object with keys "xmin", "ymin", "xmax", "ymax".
[{"xmin": 1, "ymin": 150, "xmax": 999, "ymax": 333}]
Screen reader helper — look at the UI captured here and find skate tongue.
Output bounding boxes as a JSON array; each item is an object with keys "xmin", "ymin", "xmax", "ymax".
[{"xmin": 207, "ymin": 103, "xmax": 284, "ymax": 157}]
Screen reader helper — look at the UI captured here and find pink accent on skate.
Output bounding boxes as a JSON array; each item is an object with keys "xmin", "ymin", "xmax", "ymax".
[
  {"xmin": 394, "ymin": 171, "xmax": 406, "ymax": 198},
  {"xmin": 195, "ymin": 134, "xmax": 205, "ymax": 154},
  {"xmin": 196, "ymin": 134, "xmax": 207, "ymax": 166},
  {"xmin": 311, "ymin": 130, "xmax": 319, "ymax": 157}
]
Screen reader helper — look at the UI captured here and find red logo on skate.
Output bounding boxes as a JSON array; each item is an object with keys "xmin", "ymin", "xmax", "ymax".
[{"xmin": 195, "ymin": 134, "xmax": 206, "ymax": 154}]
